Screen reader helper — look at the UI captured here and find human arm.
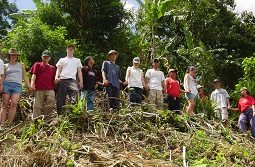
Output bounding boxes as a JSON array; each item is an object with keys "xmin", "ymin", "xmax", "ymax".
[
  {"xmin": 226, "ymin": 90, "xmax": 231, "ymax": 109},
  {"xmin": 54, "ymin": 65, "xmax": 62, "ymax": 84},
  {"xmin": 141, "ymin": 71, "xmax": 146, "ymax": 88},
  {"xmin": 162, "ymin": 80, "xmax": 166, "ymax": 93},
  {"xmin": 77, "ymin": 67, "xmax": 83, "ymax": 89},
  {"xmin": 144, "ymin": 70, "xmax": 150, "ymax": 90},
  {"xmin": 0, "ymin": 74, "xmax": 3, "ymax": 93},
  {"xmin": 21, "ymin": 64, "xmax": 32, "ymax": 91},
  {"xmin": 124, "ymin": 67, "xmax": 130, "ymax": 86},
  {"xmin": 0, "ymin": 61, "xmax": 4, "ymax": 93},
  {"xmin": 226, "ymin": 97, "xmax": 231, "ymax": 110},
  {"xmin": 252, "ymin": 105, "xmax": 255, "ymax": 116},
  {"xmin": 101, "ymin": 61, "xmax": 109, "ymax": 85},
  {"xmin": 184, "ymin": 74, "xmax": 191, "ymax": 92},
  {"xmin": 102, "ymin": 71, "xmax": 109, "ymax": 85},
  {"xmin": 30, "ymin": 74, "xmax": 36, "ymax": 90}
]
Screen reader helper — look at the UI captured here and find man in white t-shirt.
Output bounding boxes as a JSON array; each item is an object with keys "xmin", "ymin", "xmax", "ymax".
[
  {"xmin": 145, "ymin": 58, "xmax": 165, "ymax": 110},
  {"xmin": 55, "ymin": 45, "xmax": 83, "ymax": 114},
  {"xmin": 0, "ymin": 59, "xmax": 4, "ymax": 93},
  {"xmin": 210, "ymin": 79, "xmax": 230, "ymax": 122}
]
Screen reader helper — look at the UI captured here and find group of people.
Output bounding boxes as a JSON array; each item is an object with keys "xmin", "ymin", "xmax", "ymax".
[{"xmin": 0, "ymin": 45, "xmax": 254, "ymax": 138}]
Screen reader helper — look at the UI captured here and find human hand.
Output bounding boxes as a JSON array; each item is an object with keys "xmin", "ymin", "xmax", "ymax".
[
  {"xmin": 185, "ymin": 89, "xmax": 191, "ymax": 93},
  {"xmin": 123, "ymin": 81, "xmax": 128, "ymax": 86},
  {"xmin": 30, "ymin": 83, "xmax": 36, "ymax": 91},
  {"xmin": 103, "ymin": 79, "xmax": 109, "ymax": 86},
  {"xmin": 28, "ymin": 85, "xmax": 34, "ymax": 92},
  {"xmin": 54, "ymin": 78, "xmax": 61, "ymax": 84}
]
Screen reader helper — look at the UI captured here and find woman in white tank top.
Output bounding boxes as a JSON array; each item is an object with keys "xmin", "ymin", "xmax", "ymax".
[
  {"xmin": 184, "ymin": 66, "xmax": 198, "ymax": 115},
  {"xmin": 0, "ymin": 48, "xmax": 32, "ymax": 128}
]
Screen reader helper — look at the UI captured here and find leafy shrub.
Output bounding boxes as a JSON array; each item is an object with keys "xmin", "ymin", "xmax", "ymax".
[{"xmin": 194, "ymin": 98, "xmax": 216, "ymax": 120}]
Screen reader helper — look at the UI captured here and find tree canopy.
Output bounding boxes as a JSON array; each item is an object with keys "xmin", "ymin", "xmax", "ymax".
[
  {"xmin": 0, "ymin": 0, "xmax": 18, "ymax": 39},
  {"xmin": 0, "ymin": 0, "xmax": 255, "ymax": 90}
]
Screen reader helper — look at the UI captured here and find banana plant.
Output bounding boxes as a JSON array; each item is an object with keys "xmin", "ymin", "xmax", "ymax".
[{"xmin": 136, "ymin": 0, "xmax": 180, "ymax": 60}]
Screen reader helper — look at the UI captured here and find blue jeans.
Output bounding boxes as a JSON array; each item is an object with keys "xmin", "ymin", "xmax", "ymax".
[
  {"xmin": 129, "ymin": 87, "xmax": 143, "ymax": 104},
  {"xmin": 238, "ymin": 108, "xmax": 255, "ymax": 137},
  {"xmin": 81, "ymin": 90, "xmax": 95, "ymax": 111}
]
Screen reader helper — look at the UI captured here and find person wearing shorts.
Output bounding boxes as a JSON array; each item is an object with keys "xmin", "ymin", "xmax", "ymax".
[
  {"xmin": 184, "ymin": 66, "xmax": 198, "ymax": 115},
  {"xmin": 0, "ymin": 48, "xmax": 32, "ymax": 128},
  {"xmin": 210, "ymin": 79, "xmax": 230, "ymax": 123}
]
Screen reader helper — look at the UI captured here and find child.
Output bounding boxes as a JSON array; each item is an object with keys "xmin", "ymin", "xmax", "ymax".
[
  {"xmin": 101, "ymin": 50, "xmax": 122, "ymax": 110},
  {"xmin": 81, "ymin": 56, "xmax": 102, "ymax": 112},
  {"xmin": 210, "ymin": 79, "xmax": 230, "ymax": 122},
  {"xmin": 145, "ymin": 58, "xmax": 165, "ymax": 110}
]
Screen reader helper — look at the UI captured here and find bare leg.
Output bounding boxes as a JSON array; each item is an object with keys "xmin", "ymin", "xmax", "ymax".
[
  {"xmin": 187, "ymin": 99, "xmax": 195, "ymax": 115},
  {"xmin": 0, "ymin": 93, "xmax": 11, "ymax": 124},
  {"xmin": 7, "ymin": 94, "xmax": 20, "ymax": 124}
]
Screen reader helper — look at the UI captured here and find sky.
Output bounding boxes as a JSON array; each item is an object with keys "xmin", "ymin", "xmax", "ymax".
[{"xmin": 9, "ymin": 0, "xmax": 255, "ymax": 14}]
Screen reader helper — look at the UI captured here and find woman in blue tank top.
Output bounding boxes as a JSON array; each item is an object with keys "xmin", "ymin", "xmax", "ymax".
[{"xmin": 0, "ymin": 48, "xmax": 32, "ymax": 128}]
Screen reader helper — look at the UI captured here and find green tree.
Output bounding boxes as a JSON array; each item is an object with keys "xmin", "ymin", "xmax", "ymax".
[
  {"xmin": 0, "ymin": 0, "xmax": 18, "ymax": 39},
  {"xmin": 2, "ymin": 17, "xmax": 71, "ymax": 66}
]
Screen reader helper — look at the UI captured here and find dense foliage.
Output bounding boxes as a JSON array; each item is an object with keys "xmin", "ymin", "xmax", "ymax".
[
  {"xmin": 0, "ymin": 0, "xmax": 18, "ymax": 39},
  {"xmin": 1, "ymin": 0, "xmax": 255, "ymax": 89}
]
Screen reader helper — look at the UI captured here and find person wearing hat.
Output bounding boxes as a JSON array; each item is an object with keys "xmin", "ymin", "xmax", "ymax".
[
  {"xmin": 124, "ymin": 57, "xmax": 145, "ymax": 104},
  {"xmin": 210, "ymin": 79, "xmax": 230, "ymax": 123},
  {"xmin": 55, "ymin": 44, "xmax": 83, "ymax": 114},
  {"xmin": 197, "ymin": 85, "xmax": 207, "ymax": 100},
  {"xmin": 231, "ymin": 87, "xmax": 255, "ymax": 138},
  {"xmin": 165, "ymin": 69, "xmax": 182, "ymax": 112},
  {"xmin": 145, "ymin": 58, "xmax": 165, "ymax": 110},
  {"xmin": 81, "ymin": 56, "xmax": 102, "ymax": 112},
  {"xmin": 101, "ymin": 50, "xmax": 122, "ymax": 110},
  {"xmin": 238, "ymin": 87, "xmax": 255, "ymax": 137},
  {"xmin": 30, "ymin": 50, "xmax": 56, "ymax": 119},
  {"xmin": 0, "ymin": 48, "xmax": 32, "ymax": 126},
  {"xmin": 184, "ymin": 66, "xmax": 198, "ymax": 115}
]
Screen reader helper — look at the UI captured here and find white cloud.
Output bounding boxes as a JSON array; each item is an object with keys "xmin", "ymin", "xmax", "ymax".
[
  {"xmin": 121, "ymin": 0, "xmax": 140, "ymax": 10},
  {"xmin": 235, "ymin": 0, "xmax": 255, "ymax": 14}
]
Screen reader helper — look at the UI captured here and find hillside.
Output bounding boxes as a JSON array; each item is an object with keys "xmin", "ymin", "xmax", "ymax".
[{"xmin": 0, "ymin": 96, "xmax": 254, "ymax": 167}]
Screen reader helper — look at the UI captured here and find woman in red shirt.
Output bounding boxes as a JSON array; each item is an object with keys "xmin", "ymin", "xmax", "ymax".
[
  {"xmin": 165, "ymin": 69, "xmax": 182, "ymax": 113},
  {"xmin": 237, "ymin": 87, "xmax": 255, "ymax": 138}
]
